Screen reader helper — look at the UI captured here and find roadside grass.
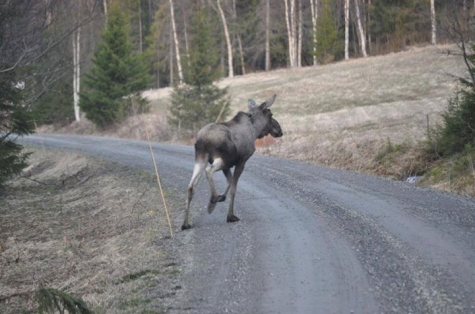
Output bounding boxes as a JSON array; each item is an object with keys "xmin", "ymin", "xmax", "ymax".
[
  {"xmin": 0, "ymin": 148, "xmax": 182, "ymax": 313},
  {"xmin": 40, "ymin": 44, "xmax": 474, "ymax": 196}
]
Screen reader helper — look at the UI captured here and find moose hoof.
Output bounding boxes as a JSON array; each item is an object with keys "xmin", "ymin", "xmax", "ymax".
[
  {"xmin": 227, "ymin": 215, "xmax": 240, "ymax": 223},
  {"xmin": 217, "ymin": 195, "xmax": 226, "ymax": 202},
  {"xmin": 181, "ymin": 223, "xmax": 192, "ymax": 230},
  {"xmin": 207, "ymin": 202, "xmax": 217, "ymax": 214}
]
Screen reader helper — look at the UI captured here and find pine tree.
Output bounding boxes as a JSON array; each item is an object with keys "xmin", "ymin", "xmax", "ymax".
[
  {"xmin": 80, "ymin": 1, "xmax": 149, "ymax": 129},
  {"xmin": 169, "ymin": 4, "xmax": 230, "ymax": 132}
]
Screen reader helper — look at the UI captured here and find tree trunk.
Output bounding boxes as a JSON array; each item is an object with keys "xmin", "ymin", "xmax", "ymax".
[
  {"xmin": 169, "ymin": 0, "xmax": 183, "ymax": 84},
  {"xmin": 139, "ymin": 1, "xmax": 143, "ymax": 53},
  {"xmin": 430, "ymin": 0, "xmax": 436, "ymax": 45},
  {"xmin": 103, "ymin": 0, "xmax": 108, "ymax": 21},
  {"xmin": 309, "ymin": 0, "xmax": 318, "ymax": 66},
  {"xmin": 169, "ymin": 25, "xmax": 174, "ymax": 86},
  {"xmin": 344, "ymin": 0, "xmax": 350, "ymax": 60},
  {"xmin": 265, "ymin": 0, "xmax": 271, "ymax": 71},
  {"xmin": 284, "ymin": 0, "xmax": 297, "ymax": 67},
  {"xmin": 297, "ymin": 0, "xmax": 302, "ymax": 67},
  {"xmin": 367, "ymin": 0, "xmax": 371, "ymax": 53},
  {"xmin": 217, "ymin": 0, "xmax": 233, "ymax": 78},
  {"xmin": 354, "ymin": 0, "xmax": 367, "ymax": 57},
  {"xmin": 72, "ymin": 27, "xmax": 81, "ymax": 122},
  {"xmin": 237, "ymin": 35, "xmax": 245, "ymax": 75}
]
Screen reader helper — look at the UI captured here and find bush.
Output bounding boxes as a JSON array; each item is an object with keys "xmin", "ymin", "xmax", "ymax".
[{"xmin": 436, "ymin": 87, "xmax": 475, "ymax": 156}]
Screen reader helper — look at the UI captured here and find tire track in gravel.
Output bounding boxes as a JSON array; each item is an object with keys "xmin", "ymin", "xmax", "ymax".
[{"xmin": 22, "ymin": 134, "xmax": 475, "ymax": 313}]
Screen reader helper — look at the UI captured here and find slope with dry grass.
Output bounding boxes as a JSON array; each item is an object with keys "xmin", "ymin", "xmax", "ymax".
[
  {"xmin": 0, "ymin": 149, "xmax": 182, "ymax": 313},
  {"xmin": 42, "ymin": 44, "xmax": 473, "ymax": 195},
  {"xmin": 144, "ymin": 45, "xmax": 467, "ymax": 179}
]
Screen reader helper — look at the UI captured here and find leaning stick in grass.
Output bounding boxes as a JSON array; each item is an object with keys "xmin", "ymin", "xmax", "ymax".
[{"xmin": 141, "ymin": 114, "xmax": 173, "ymax": 237}]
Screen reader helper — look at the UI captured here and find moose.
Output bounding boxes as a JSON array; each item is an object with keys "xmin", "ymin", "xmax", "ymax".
[{"xmin": 182, "ymin": 94, "xmax": 283, "ymax": 230}]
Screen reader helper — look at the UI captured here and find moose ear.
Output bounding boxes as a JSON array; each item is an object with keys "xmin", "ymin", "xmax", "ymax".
[
  {"xmin": 260, "ymin": 94, "xmax": 277, "ymax": 110},
  {"xmin": 248, "ymin": 99, "xmax": 257, "ymax": 109}
]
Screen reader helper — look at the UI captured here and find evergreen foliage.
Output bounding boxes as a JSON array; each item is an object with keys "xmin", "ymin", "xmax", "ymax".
[
  {"xmin": 169, "ymin": 4, "xmax": 230, "ymax": 131},
  {"xmin": 33, "ymin": 78, "xmax": 75, "ymax": 125},
  {"xmin": 36, "ymin": 288, "xmax": 93, "ymax": 314},
  {"xmin": 80, "ymin": 1, "xmax": 149, "ymax": 129},
  {"xmin": 434, "ymin": 44, "xmax": 475, "ymax": 156},
  {"xmin": 316, "ymin": 0, "xmax": 342, "ymax": 64},
  {"xmin": 0, "ymin": 68, "xmax": 34, "ymax": 191},
  {"xmin": 436, "ymin": 87, "xmax": 475, "ymax": 156}
]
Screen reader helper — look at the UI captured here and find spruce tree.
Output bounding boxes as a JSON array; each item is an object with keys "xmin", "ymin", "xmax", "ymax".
[
  {"xmin": 316, "ymin": 0, "xmax": 341, "ymax": 64},
  {"xmin": 168, "ymin": 4, "xmax": 230, "ymax": 132},
  {"xmin": 0, "ymin": 69, "xmax": 34, "ymax": 190},
  {"xmin": 80, "ymin": 1, "xmax": 149, "ymax": 128}
]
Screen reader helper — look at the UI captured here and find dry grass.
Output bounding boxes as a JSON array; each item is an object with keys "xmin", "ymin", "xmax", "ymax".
[
  {"xmin": 0, "ymin": 149, "xmax": 182, "ymax": 313},
  {"xmin": 43, "ymin": 44, "xmax": 472, "ymax": 193}
]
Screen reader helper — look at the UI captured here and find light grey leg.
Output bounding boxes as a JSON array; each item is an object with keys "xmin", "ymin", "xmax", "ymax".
[
  {"xmin": 205, "ymin": 158, "xmax": 225, "ymax": 213},
  {"xmin": 182, "ymin": 160, "xmax": 206, "ymax": 230}
]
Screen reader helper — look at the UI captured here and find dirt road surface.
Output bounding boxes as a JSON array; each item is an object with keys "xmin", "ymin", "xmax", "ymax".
[{"xmin": 23, "ymin": 134, "xmax": 475, "ymax": 314}]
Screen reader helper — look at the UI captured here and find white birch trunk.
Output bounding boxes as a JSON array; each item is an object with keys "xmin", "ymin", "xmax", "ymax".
[
  {"xmin": 297, "ymin": 0, "xmax": 302, "ymax": 67},
  {"xmin": 284, "ymin": 0, "xmax": 296, "ymax": 67},
  {"xmin": 169, "ymin": 0, "xmax": 183, "ymax": 84},
  {"xmin": 344, "ymin": 0, "xmax": 350, "ymax": 60},
  {"xmin": 430, "ymin": 0, "xmax": 436, "ymax": 45},
  {"xmin": 103, "ymin": 0, "xmax": 108, "ymax": 21},
  {"xmin": 354, "ymin": 0, "xmax": 367, "ymax": 57},
  {"xmin": 309, "ymin": 0, "xmax": 318, "ymax": 66},
  {"xmin": 265, "ymin": 0, "xmax": 271, "ymax": 71},
  {"xmin": 217, "ymin": 0, "xmax": 233, "ymax": 78},
  {"xmin": 73, "ymin": 27, "xmax": 81, "ymax": 122}
]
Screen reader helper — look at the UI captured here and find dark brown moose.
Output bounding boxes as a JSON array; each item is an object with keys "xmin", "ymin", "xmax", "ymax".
[{"xmin": 182, "ymin": 94, "xmax": 283, "ymax": 230}]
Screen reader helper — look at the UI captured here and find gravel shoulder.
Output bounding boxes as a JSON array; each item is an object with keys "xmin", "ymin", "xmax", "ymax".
[{"xmin": 14, "ymin": 134, "xmax": 475, "ymax": 313}]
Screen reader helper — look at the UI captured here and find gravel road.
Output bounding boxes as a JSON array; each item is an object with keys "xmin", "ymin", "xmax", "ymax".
[{"xmin": 23, "ymin": 134, "xmax": 475, "ymax": 314}]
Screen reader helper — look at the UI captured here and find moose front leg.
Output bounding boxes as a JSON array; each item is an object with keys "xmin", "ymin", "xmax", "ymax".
[{"xmin": 227, "ymin": 163, "xmax": 245, "ymax": 223}]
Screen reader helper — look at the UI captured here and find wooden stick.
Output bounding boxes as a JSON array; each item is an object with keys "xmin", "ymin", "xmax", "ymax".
[{"xmin": 141, "ymin": 115, "xmax": 174, "ymax": 238}]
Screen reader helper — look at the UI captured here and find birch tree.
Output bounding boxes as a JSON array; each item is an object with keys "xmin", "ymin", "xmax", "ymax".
[
  {"xmin": 72, "ymin": 27, "xmax": 81, "ymax": 121},
  {"xmin": 344, "ymin": 0, "xmax": 349, "ymax": 59},
  {"xmin": 354, "ymin": 0, "xmax": 367, "ymax": 57},
  {"xmin": 284, "ymin": 0, "xmax": 297, "ymax": 67},
  {"xmin": 169, "ymin": 0, "xmax": 183, "ymax": 84},
  {"xmin": 265, "ymin": 0, "xmax": 271, "ymax": 71},
  {"xmin": 216, "ymin": 0, "xmax": 233, "ymax": 78},
  {"xmin": 297, "ymin": 0, "xmax": 302, "ymax": 67},
  {"xmin": 430, "ymin": 0, "xmax": 436, "ymax": 45},
  {"xmin": 309, "ymin": 0, "xmax": 318, "ymax": 66}
]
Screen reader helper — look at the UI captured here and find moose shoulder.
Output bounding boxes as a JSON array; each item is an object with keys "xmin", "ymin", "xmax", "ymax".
[{"xmin": 182, "ymin": 94, "xmax": 283, "ymax": 230}]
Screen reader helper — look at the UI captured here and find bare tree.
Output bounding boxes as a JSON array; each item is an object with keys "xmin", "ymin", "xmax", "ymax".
[
  {"xmin": 431, "ymin": 0, "xmax": 437, "ymax": 45},
  {"xmin": 72, "ymin": 27, "xmax": 81, "ymax": 121},
  {"xmin": 284, "ymin": 0, "xmax": 297, "ymax": 67},
  {"xmin": 216, "ymin": 0, "xmax": 234, "ymax": 78},
  {"xmin": 354, "ymin": 0, "xmax": 367, "ymax": 57},
  {"xmin": 265, "ymin": 0, "xmax": 271, "ymax": 71},
  {"xmin": 169, "ymin": 0, "xmax": 183, "ymax": 84},
  {"xmin": 309, "ymin": 0, "xmax": 318, "ymax": 66},
  {"xmin": 344, "ymin": 0, "xmax": 350, "ymax": 59},
  {"xmin": 297, "ymin": 0, "xmax": 302, "ymax": 67}
]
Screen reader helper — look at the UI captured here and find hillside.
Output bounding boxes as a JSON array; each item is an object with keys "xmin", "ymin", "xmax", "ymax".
[
  {"xmin": 43, "ymin": 44, "xmax": 471, "ymax": 193},
  {"xmin": 142, "ymin": 45, "xmax": 466, "ymax": 176}
]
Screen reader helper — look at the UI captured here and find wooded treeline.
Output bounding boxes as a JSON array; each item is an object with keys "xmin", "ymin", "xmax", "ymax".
[{"xmin": 1, "ymin": 0, "xmax": 474, "ymax": 127}]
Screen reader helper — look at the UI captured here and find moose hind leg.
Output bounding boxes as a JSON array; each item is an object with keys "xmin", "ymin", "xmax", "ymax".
[
  {"xmin": 205, "ymin": 158, "xmax": 225, "ymax": 214},
  {"xmin": 182, "ymin": 161, "xmax": 205, "ymax": 230}
]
